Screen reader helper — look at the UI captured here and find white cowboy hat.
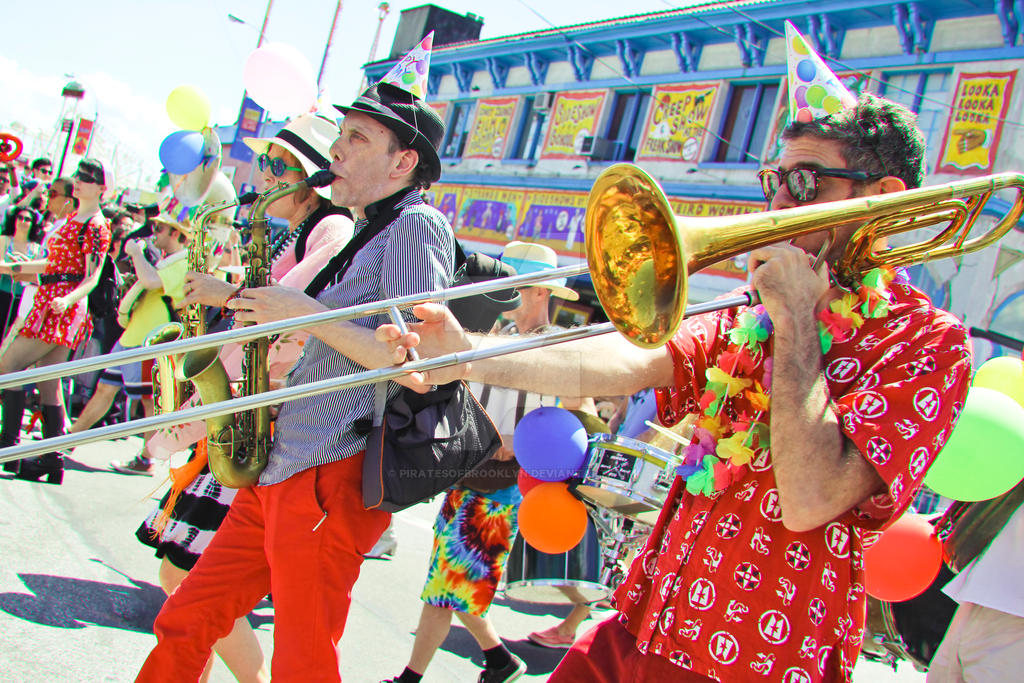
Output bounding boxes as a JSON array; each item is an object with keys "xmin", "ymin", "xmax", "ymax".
[
  {"xmin": 499, "ymin": 241, "xmax": 579, "ymax": 301},
  {"xmin": 244, "ymin": 113, "xmax": 337, "ymax": 199}
]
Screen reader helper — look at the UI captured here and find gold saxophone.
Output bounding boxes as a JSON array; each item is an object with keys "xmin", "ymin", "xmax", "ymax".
[
  {"xmin": 181, "ymin": 172, "xmax": 332, "ymax": 488},
  {"xmin": 145, "ymin": 195, "xmax": 251, "ymax": 416}
]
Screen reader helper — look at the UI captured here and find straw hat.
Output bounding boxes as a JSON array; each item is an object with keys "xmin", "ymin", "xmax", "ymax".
[
  {"xmin": 499, "ymin": 241, "xmax": 579, "ymax": 301},
  {"xmin": 244, "ymin": 113, "xmax": 337, "ymax": 199}
]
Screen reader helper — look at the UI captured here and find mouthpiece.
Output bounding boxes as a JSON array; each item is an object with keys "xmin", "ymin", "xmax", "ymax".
[
  {"xmin": 307, "ymin": 170, "xmax": 336, "ymax": 188},
  {"xmin": 238, "ymin": 191, "xmax": 260, "ymax": 205}
]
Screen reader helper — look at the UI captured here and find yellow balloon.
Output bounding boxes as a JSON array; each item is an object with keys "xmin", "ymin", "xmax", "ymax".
[
  {"xmin": 974, "ymin": 355, "xmax": 1024, "ymax": 408},
  {"xmin": 166, "ymin": 85, "xmax": 211, "ymax": 131}
]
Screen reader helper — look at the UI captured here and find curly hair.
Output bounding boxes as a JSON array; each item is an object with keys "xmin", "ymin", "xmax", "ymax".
[
  {"xmin": 783, "ymin": 93, "xmax": 927, "ymax": 190},
  {"xmin": 2, "ymin": 207, "xmax": 44, "ymax": 243}
]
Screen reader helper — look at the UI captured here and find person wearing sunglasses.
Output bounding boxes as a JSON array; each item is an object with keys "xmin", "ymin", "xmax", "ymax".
[
  {"xmin": 0, "ymin": 158, "xmax": 111, "ymax": 484},
  {"xmin": 375, "ymin": 92, "xmax": 974, "ymax": 683},
  {"xmin": 0, "ymin": 208, "xmax": 45, "ymax": 341}
]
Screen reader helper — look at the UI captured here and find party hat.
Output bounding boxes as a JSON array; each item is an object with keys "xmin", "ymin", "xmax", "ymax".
[
  {"xmin": 785, "ymin": 21, "xmax": 857, "ymax": 123},
  {"xmin": 378, "ymin": 32, "xmax": 433, "ymax": 99}
]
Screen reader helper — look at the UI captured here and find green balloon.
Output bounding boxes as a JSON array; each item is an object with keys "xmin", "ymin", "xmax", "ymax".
[
  {"xmin": 925, "ymin": 387, "xmax": 1024, "ymax": 501},
  {"xmin": 806, "ymin": 85, "xmax": 827, "ymax": 108}
]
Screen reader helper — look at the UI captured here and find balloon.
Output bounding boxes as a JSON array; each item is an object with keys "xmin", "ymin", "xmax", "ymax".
[
  {"xmin": 518, "ymin": 469, "xmax": 543, "ymax": 497},
  {"xmin": 925, "ymin": 387, "xmax": 1024, "ymax": 501},
  {"xmin": 973, "ymin": 355, "xmax": 1024, "ymax": 408},
  {"xmin": 243, "ymin": 42, "xmax": 317, "ymax": 116},
  {"xmin": 166, "ymin": 85, "xmax": 211, "ymax": 131},
  {"xmin": 864, "ymin": 513, "xmax": 942, "ymax": 601},
  {"xmin": 518, "ymin": 482, "xmax": 588, "ymax": 554},
  {"xmin": 513, "ymin": 407, "xmax": 588, "ymax": 481},
  {"xmin": 158, "ymin": 130, "xmax": 205, "ymax": 175}
]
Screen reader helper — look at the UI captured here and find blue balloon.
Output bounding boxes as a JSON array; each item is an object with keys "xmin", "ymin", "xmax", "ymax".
[
  {"xmin": 159, "ymin": 130, "xmax": 204, "ymax": 175},
  {"xmin": 796, "ymin": 58, "xmax": 818, "ymax": 83},
  {"xmin": 513, "ymin": 407, "xmax": 588, "ymax": 481}
]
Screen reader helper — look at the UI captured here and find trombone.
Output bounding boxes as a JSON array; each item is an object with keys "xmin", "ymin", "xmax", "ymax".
[{"xmin": 1, "ymin": 164, "xmax": 1022, "ymax": 464}]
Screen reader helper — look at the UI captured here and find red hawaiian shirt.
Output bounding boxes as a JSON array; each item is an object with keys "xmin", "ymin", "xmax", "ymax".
[{"xmin": 612, "ymin": 281, "xmax": 972, "ymax": 682}]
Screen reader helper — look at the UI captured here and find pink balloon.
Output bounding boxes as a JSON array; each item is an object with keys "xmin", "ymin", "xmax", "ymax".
[{"xmin": 243, "ymin": 42, "xmax": 317, "ymax": 116}]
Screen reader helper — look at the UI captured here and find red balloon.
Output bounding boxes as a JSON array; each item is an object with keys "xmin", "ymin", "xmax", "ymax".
[
  {"xmin": 518, "ymin": 482, "xmax": 588, "ymax": 554},
  {"xmin": 865, "ymin": 513, "xmax": 943, "ymax": 602},
  {"xmin": 518, "ymin": 469, "xmax": 543, "ymax": 496}
]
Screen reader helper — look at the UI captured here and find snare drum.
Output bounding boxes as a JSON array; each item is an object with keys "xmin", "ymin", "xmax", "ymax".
[
  {"xmin": 576, "ymin": 433, "xmax": 678, "ymax": 525},
  {"xmin": 503, "ymin": 518, "xmax": 609, "ymax": 604}
]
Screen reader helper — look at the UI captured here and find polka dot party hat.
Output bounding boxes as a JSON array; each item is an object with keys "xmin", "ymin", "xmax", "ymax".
[
  {"xmin": 379, "ymin": 31, "xmax": 433, "ymax": 100},
  {"xmin": 785, "ymin": 21, "xmax": 857, "ymax": 123}
]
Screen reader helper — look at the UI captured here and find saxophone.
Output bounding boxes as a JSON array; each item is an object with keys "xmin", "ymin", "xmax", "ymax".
[
  {"xmin": 182, "ymin": 170, "xmax": 334, "ymax": 488},
  {"xmin": 146, "ymin": 194, "xmax": 254, "ymax": 415}
]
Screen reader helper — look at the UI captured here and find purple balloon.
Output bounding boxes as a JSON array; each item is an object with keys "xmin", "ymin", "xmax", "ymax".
[
  {"xmin": 513, "ymin": 407, "xmax": 588, "ymax": 481},
  {"xmin": 794, "ymin": 86, "xmax": 809, "ymax": 108},
  {"xmin": 796, "ymin": 58, "xmax": 817, "ymax": 83}
]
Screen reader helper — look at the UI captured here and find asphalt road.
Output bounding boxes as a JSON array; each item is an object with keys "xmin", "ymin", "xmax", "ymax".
[{"xmin": 0, "ymin": 436, "xmax": 927, "ymax": 682}]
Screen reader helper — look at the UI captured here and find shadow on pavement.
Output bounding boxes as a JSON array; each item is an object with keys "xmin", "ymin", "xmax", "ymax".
[
  {"xmin": 0, "ymin": 573, "xmax": 165, "ymax": 632},
  {"xmin": 440, "ymin": 626, "xmax": 567, "ymax": 677}
]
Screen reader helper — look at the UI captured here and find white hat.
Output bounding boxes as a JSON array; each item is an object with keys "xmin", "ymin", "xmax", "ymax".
[
  {"xmin": 500, "ymin": 241, "xmax": 579, "ymax": 301},
  {"xmin": 244, "ymin": 113, "xmax": 336, "ymax": 199}
]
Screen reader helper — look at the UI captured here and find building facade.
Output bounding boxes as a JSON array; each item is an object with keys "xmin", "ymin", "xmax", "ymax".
[{"xmin": 365, "ymin": 0, "xmax": 1024, "ymax": 361}]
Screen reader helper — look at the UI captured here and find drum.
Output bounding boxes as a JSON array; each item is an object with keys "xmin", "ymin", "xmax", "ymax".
[
  {"xmin": 861, "ymin": 564, "xmax": 957, "ymax": 671},
  {"xmin": 575, "ymin": 433, "xmax": 678, "ymax": 525},
  {"xmin": 503, "ymin": 518, "xmax": 609, "ymax": 604}
]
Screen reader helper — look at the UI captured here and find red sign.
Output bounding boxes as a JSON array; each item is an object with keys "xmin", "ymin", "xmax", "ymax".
[{"xmin": 72, "ymin": 118, "xmax": 94, "ymax": 155}]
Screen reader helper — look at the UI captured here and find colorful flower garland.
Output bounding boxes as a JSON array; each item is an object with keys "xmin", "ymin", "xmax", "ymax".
[{"xmin": 675, "ymin": 267, "xmax": 898, "ymax": 498}]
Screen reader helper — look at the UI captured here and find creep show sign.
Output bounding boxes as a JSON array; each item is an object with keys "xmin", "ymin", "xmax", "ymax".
[
  {"xmin": 636, "ymin": 84, "xmax": 718, "ymax": 162},
  {"xmin": 464, "ymin": 96, "xmax": 520, "ymax": 159},
  {"xmin": 937, "ymin": 71, "xmax": 1016, "ymax": 175},
  {"xmin": 540, "ymin": 90, "xmax": 608, "ymax": 159}
]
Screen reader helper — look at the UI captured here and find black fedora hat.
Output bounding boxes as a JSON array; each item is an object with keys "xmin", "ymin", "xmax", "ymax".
[{"xmin": 335, "ymin": 82, "xmax": 445, "ymax": 183}]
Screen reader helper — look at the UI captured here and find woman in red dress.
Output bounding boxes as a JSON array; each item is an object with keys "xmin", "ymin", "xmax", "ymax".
[{"xmin": 0, "ymin": 159, "xmax": 111, "ymax": 483}]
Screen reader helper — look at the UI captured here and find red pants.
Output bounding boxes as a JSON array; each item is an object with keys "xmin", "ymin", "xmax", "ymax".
[
  {"xmin": 550, "ymin": 616, "xmax": 713, "ymax": 682},
  {"xmin": 136, "ymin": 454, "xmax": 390, "ymax": 682}
]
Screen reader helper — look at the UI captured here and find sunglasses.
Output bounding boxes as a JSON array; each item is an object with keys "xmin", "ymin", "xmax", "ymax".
[
  {"xmin": 758, "ymin": 167, "xmax": 882, "ymax": 204},
  {"xmin": 257, "ymin": 153, "xmax": 302, "ymax": 178},
  {"xmin": 74, "ymin": 172, "xmax": 103, "ymax": 185}
]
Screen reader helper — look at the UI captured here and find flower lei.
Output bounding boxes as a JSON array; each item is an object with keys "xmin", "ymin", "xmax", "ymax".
[{"xmin": 675, "ymin": 266, "xmax": 897, "ymax": 498}]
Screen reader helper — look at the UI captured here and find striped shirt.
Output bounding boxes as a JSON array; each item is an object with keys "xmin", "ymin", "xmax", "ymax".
[{"xmin": 259, "ymin": 189, "xmax": 455, "ymax": 485}]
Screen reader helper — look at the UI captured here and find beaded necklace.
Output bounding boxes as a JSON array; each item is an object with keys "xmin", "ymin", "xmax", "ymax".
[{"xmin": 675, "ymin": 266, "xmax": 897, "ymax": 498}]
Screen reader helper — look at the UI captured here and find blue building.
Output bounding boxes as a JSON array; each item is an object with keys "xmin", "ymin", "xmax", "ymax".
[{"xmin": 363, "ymin": 0, "xmax": 1024, "ymax": 360}]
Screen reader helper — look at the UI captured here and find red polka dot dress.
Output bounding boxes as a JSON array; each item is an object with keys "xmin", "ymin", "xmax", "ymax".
[{"xmin": 20, "ymin": 213, "xmax": 110, "ymax": 350}]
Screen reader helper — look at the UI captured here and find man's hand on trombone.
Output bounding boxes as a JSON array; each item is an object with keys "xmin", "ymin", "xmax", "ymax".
[{"xmin": 375, "ymin": 303, "xmax": 473, "ymax": 392}]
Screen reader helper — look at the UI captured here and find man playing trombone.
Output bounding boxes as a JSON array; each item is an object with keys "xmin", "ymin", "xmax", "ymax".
[
  {"xmin": 135, "ymin": 82, "xmax": 454, "ymax": 681},
  {"xmin": 377, "ymin": 91, "xmax": 974, "ymax": 681}
]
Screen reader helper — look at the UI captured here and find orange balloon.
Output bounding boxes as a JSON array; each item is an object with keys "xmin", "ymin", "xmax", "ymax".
[
  {"xmin": 864, "ymin": 513, "xmax": 943, "ymax": 602},
  {"xmin": 518, "ymin": 482, "xmax": 588, "ymax": 554}
]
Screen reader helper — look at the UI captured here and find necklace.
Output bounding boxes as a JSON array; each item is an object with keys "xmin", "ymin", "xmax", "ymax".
[
  {"xmin": 268, "ymin": 205, "xmax": 319, "ymax": 265},
  {"xmin": 676, "ymin": 267, "xmax": 896, "ymax": 498}
]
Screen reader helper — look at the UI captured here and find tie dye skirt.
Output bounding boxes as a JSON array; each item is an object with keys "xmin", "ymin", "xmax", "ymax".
[{"xmin": 420, "ymin": 486, "xmax": 519, "ymax": 616}]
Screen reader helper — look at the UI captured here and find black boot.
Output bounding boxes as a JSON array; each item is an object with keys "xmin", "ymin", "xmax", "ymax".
[
  {"xmin": 1, "ymin": 390, "xmax": 26, "ymax": 473},
  {"xmin": 16, "ymin": 404, "xmax": 65, "ymax": 485}
]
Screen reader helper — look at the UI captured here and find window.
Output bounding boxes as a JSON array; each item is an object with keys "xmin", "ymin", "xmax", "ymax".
[
  {"xmin": 441, "ymin": 101, "xmax": 476, "ymax": 159},
  {"xmin": 592, "ymin": 90, "xmax": 652, "ymax": 162},
  {"xmin": 509, "ymin": 96, "xmax": 547, "ymax": 162},
  {"xmin": 879, "ymin": 70, "xmax": 952, "ymax": 164},
  {"xmin": 713, "ymin": 83, "xmax": 780, "ymax": 163}
]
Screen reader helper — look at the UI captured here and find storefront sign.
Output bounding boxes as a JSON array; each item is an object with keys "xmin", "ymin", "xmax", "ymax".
[
  {"xmin": 464, "ymin": 96, "xmax": 519, "ymax": 159},
  {"xmin": 937, "ymin": 70, "xmax": 1016, "ymax": 175},
  {"xmin": 636, "ymin": 83, "xmax": 718, "ymax": 162},
  {"xmin": 540, "ymin": 90, "xmax": 608, "ymax": 159}
]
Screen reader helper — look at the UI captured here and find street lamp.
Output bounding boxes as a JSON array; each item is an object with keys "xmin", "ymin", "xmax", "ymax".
[{"xmin": 56, "ymin": 80, "xmax": 85, "ymax": 177}]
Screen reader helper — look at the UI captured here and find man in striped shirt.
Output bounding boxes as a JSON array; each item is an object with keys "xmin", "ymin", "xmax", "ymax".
[{"xmin": 136, "ymin": 82, "xmax": 454, "ymax": 682}]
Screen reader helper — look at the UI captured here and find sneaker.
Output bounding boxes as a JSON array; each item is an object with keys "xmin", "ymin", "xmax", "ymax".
[
  {"xmin": 527, "ymin": 626, "xmax": 576, "ymax": 648},
  {"xmin": 477, "ymin": 654, "xmax": 526, "ymax": 683},
  {"xmin": 111, "ymin": 453, "xmax": 154, "ymax": 476}
]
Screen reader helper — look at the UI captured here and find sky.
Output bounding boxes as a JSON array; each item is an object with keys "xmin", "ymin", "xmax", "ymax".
[{"xmin": 0, "ymin": 0, "xmax": 700, "ymax": 189}]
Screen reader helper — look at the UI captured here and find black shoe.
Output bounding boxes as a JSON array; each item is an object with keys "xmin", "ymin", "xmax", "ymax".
[
  {"xmin": 2, "ymin": 460, "xmax": 17, "ymax": 473},
  {"xmin": 477, "ymin": 655, "xmax": 526, "ymax": 683},
  {"xmin": 14, "ymin": 452, "xmax": 64, "ymax": 485}
]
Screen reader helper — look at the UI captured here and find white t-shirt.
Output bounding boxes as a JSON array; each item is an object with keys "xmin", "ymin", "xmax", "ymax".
[{"xmin": 943, "ymin": 501, "xmax": 1024, "ymax": 618}]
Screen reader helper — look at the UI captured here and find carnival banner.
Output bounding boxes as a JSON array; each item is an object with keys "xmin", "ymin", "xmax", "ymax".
[
  {"xmin": 517, "ymin": 190, "xmax": 590, "ymax": 256},
  {"xmin": 424, "ymin": 184, "xmax": 461, "ymax": 227},
  {"xmin": 636, "ymin": 84, "xmax": 718, "ymax": 162},
  {"xmin": 452, "ymin": 185, "xmax": 525, "ymax": 245},
  {"xmin": 937, "ymin": 70, "xmax": 1016, "ymax": 175},
  {"xmin": 228, "ymin": 97, "xmax": 265, "ymax": 163},
  {"xmin": 464, "ymin": 96, "xmax": 519, "ymax": 159},
  {"xmin": 429, "ymin": 101, "xmax": 450, "ymax": 124},
  {"xmin": 540, "ymin": 90, "xmax": 608, "ymax": 159}
]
